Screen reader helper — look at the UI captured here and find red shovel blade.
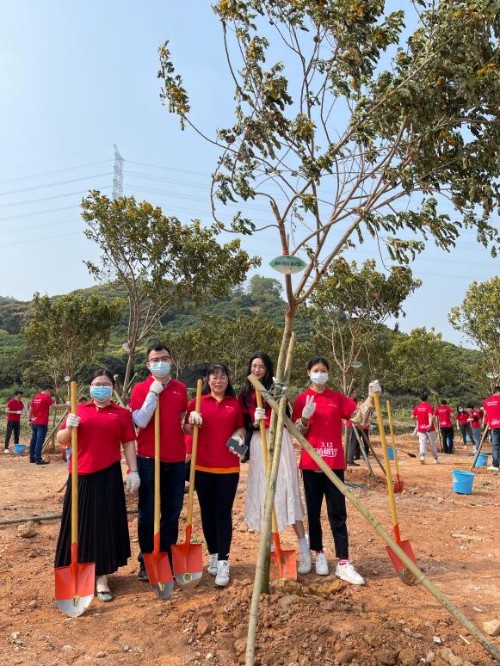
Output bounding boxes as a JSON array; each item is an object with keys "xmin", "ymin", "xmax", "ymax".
[
  {"xmin": 393, "ymin": 475, "xmax": 404, "ymax": 493},
  {"xmin": 171, "ymin": 541, "xmax": 203, "ymax": 589},
  {"xmin": 55, "ymin": 562, "xmax": 95, "ymax": 617},
  {"xmin": 143, "ymin": 551, "xmax": 174, "ymax": 599},
  {"xmin": 386, "ymin": 539, "xmax": 417, "ymax": 586},
  {"xmin": 270, "ymin": 533, "xmax": 297, "ymax": 582}
]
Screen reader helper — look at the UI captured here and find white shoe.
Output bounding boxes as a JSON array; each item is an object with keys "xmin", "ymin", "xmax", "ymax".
[
  {"xmin": 433, "ymin": 458, "xmax": 439, "ymax": 464},
  {"xmin": 3, "ymin": 449, "xmax": 9, "ymax": 454},
  {"xmin": 420, "ymin": 455, "xmax": 425, "ymax": 464},
  {"xmin": 487, "ymin": 465, "xmax": 499, "ymax": 472},
  {"xmin": 297, "ymin": 550, "xmax": 312, "ymax": 574},
  {"xmin": 315, "ymin": 552, "xmax": 329, "ymax": 576},
  {"xmin": 472, "ymin": 447, "xmax": 477, "ymax": 455},
  {"xmin": 335, "ymin": 561, "xmax": 365, "ymax": 585},
  {"xmin": 207, "ymin": 553, "xmax": 218, "ymax": 576},
  {"xmin": 215, "ymin": 560, "xmax": 230, "ymax": 587}
]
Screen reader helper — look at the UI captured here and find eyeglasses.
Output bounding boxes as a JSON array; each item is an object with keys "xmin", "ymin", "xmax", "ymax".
[
  {"xmin": 148, "ymin": 356, "xmax": 171, "ymax": 363},
  {"xmin": 91, "ymin": 382, "xmax": 113, "ymax": 388}
]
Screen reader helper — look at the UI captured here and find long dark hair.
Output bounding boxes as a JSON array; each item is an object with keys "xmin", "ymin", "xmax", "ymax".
[
  {"xmin": 202, "ymin": 363, "xmax": 236, "ymax": 398},
  {"xmin": 239, "ymin": 352, "xmax": 274, "ymax": 408}
]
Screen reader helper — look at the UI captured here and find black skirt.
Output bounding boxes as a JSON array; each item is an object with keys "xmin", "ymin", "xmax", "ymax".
[{"xmin": 54, "ymin": 461, "xmax": 131, "ymax": 577}]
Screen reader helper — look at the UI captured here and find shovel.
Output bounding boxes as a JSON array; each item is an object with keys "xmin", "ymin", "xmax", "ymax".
[
  {"xmin": 143, "ymin": 400, "xmax": 174, "ymax": 599},
  {"xmin": 172, "ymin": 379, "xmax": 203, "ymax": 589},
  {"xmin": 256, "ymin": 390, "xmax": 296, "ymax": 582},
  {"xmin": 55, "ymin": 381, "xmax": 95, "ymax": 617},
  {"xmin": 386, "ymin": 401, "xmax": 403, "ymax": 493},
  {"xmin": 373, "ymin": 391, "xmax": 417, "ymax": 585}
]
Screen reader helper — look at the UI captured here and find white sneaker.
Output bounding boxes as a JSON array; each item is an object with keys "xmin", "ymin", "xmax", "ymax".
[
  {"xmin": 487, "ymin": 465, "xmax": 499, "ymax": 472},
  {"xmin": 207, "ymin": 553, "xmax": 218, "ymax": 576},
  {"xmin": 420, "ymin": 455, "xmax": 425, "ymax": 464},
  {"xmin": 433, "ymin": 458, "xmax": 439, "ymax": 464},
  {"xmin": 335, "ymin": 561, "xmax": 365, "ymax": 585},
  {"xmin": 315, "ymin": 552, "xmax": 329, "ymax": 576},
  {"xmin": 215, "ymin": 560, "xmax": 230, "ymax": 587},
  {"xmin": 472, "ymin": 447, "xmax": 477, "ymax": 455},
  {"xmin": 297, "ymin": 550, "xmax": 312, "ymax": 574}
]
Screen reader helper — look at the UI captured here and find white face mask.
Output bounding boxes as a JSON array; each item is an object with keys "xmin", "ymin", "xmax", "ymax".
[
  {"xmin": 149, "ymin": 361, "xmax": 171, "ymax": 378},
  {"xmin": 310, "ymin": 372, "xmax": 328, "ymax": 385}
]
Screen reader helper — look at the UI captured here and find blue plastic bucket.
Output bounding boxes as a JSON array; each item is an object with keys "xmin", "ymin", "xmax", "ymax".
[
  {"xmin": 452, "ymin": 470, "xmax": 475, "ymax": 494},
  {"xmin": 476, "ymin": 453, "xmax": 488, "ymax": 467},
  {"xmin": 13, "ymin": 444, "xmax": 26, "ymax": 455},
  {"xmin": 387, "ymin": 446, "xmax": 395, "ymax": 461},
  {"xmin": 65, "ymin": 448, "xmax": 72, "ymax": 463}
]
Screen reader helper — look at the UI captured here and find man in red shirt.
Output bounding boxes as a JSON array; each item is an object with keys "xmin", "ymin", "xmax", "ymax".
[
  {"xmin": 434, "ymin": 399, "xmax": 454, "ymax": 454},
  {"xmin": 129, "ymin": 343, "xmax": 189, "ymax": 580},
  {"xmin": 466, "ymin": 403, "xmax": 483, "ymax": 453},
  {"xmin": 28, "ymin": 386, "xmax": 64, "ymax": 465},
  {"xmin": 483, "ymin": 386, "xmax": 500, "ymax": 472},
  {"xmin": 411, "ymin": 394, "xmax": 438, "ymax": 464},
  {"xmin": 4, "ymin": 390, "xmax": 25, "ymax": 453}
]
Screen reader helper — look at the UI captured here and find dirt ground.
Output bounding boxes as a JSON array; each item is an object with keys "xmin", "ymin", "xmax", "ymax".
[{"xmin": 1, "ymin": 434, "xmax": 499, "ymax": 666}]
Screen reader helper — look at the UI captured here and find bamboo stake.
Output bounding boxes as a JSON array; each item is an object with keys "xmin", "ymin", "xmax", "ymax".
[
  {"xmin": 249, "ymin": 376, "xmax": 500, "ymax": 665},
  {"xmin": 246, "ymin": 334, "xmax": 295, "ymax": 666},
  {"xmin": 352, "ymin": 426, "xmax": 377, "ymax": 481},
  {"xmin": 0, "ymin": 508, "xmax": 139, "ymax": 527}
]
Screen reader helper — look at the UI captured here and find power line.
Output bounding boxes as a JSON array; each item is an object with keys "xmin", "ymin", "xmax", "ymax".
[
  {"xmin": 0, "ymin": 205, "xmax": 78, "ymax": 222},
  {"xmin": 0, "ymin": 160, "xmax": 112, "ymax": 186},
  {"xmin": 0, "ymin": 172, "xmax": 113, "ymax": 197},
  {"xmin": 0, "ymin": 186, "xmax": 111, "ymax": 209}
]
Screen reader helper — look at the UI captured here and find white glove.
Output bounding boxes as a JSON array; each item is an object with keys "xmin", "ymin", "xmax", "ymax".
[
  {"xmin": 66, "ymin": 413, "xmax": 80, "ymax": 428},
  {"xmin": 149, "ymin": 380, "xmax": 164, "ymax": 395},
  {"xmin": 301, "ymin": 395, "xmax": 316, "ymax": 420},
  {"xmin": 368, "ymin": 380, "xmax": 382, "ymax": 396},
  {"xmin": 127, "ymin": 471, "xmax": 140, "ymax": 493},
  {"xmin": 253, "ymin": 407, "xmax": 266, "ymax": 426},
  {"xmin": 188, "ymin": 411, "xmax": 203, "ymax": 426},
  {"xmin": 15, "ymin": 410, "xmax": 23, "ymax": 415},
  {"xmin": 65, "ymin": 401, "xmax": 71, "ymax": 408}
]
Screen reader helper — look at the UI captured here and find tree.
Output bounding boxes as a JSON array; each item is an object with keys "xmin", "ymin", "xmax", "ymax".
[
  {"xmin": 159, "ymin": 1, "xmax": 499, "ymax": 656},
  {"xmin": 81, "ymin": 192, "xmax": 259, "ymax": 397},
  {"xmin": 249, "ymin": 275, "xmax": 283, "ymax": 301},
  {"xmin": 22, "ymin": 292, "xmax": 123, "ymax": 389},
  {"xmin": 386, "ymin": 327, "xmax": 456, "ymax": 398},
  {"xmin": 308, "ymin": 259, "xmax": 420, "ymax": 394},
  {"xmin": 449, "ymin": 276, "xmax": 500, "ymax": 380}
]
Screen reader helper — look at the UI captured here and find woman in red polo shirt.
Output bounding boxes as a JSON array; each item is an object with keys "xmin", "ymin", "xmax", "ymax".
[
  {"xmin": 292, "ymin": 356, "xmax": 380, "ymax": 585},
  {"xmin": 54, "ymin": 370, "xmax": 139, "ymax": 602},
  {"xmin": 186, "ymin": 363, "xmax": 244, "ymax": 588}
]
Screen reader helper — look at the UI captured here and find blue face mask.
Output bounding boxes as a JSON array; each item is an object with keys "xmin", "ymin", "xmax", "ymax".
[
  {"xmin": 90, "ymin": 386, "xmax": 113, "ymax": 402},
  {"xmin": 149, "ymin": 361, "xmax": 171, "ymax": 377}
]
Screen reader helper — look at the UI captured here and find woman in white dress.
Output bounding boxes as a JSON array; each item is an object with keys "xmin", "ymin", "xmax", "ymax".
[{"xmin": 239, "ymin": 352, "xmax": 312, "ymax": 574}]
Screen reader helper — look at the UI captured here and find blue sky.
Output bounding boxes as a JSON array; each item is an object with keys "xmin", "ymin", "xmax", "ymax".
[{"xmin": 0, "ymin": 2, "xmax": 497, "ymax": 348}]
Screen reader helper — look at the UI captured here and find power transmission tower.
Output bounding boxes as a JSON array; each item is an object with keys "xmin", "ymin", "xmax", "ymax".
[{"xmin": 113, "ymin": 144, "xmax": 124, "ymax": 199}]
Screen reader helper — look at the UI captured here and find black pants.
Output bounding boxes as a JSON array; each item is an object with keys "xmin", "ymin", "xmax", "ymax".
[
  {"xmin": 5, "ymin": 421, "xmax": 20, "ymax": 448},
  {"xmin": 440, "ymin": 427, "xmax": 454, "ymax": 453},
  {"xmin": 459, "ymin": 423, "xmax": 473, "ymax": 447},
  {"xmin": 195, "ymin": 471, "xmax": 239, "ymax": 561},
  {"xmin": 347, "ymin": 427, "xmax": 369, "ymax": 463},
  {"xmin": 302, "ymin": 468, "xmax": 348, "ymax": 559}
]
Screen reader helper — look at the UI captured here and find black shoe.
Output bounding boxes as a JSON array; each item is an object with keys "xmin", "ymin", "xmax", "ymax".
[
  {"xmin": 137, "ymin": 564, "xmax": 148, "ymax": 581},
  {"xmin": 347, "ymin": 461, "xmax": 359, "ymax": 467},
  {"xmin": 36, "ymin": 460, "xmax": 50, "ymax": 465},
  {"xmin": 30, "ymin": 459, "xmax": 36, "ymax": 463}
]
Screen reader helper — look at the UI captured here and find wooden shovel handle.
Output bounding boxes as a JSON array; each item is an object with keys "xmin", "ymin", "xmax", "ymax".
[
  {"xmin": 186, "ymin": 379, "xmax": 203, "ymax": 528},
  {"xmin": 372, "ymin": 392, "xmax": 400, "ymax": 532},
  {"xmin": 386, "ymin": 400, "xmax": 401, "ymax": 477},
  {"xmin": 70, "ymin": 381, "xmax": 78, "ymax": 554},
  {"xmin": 154, "ymin": 401, "xmax": 161, "ymax": 540}
]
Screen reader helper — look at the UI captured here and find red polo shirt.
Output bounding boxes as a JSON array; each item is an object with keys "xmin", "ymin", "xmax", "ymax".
[
  {"xmin": 457, "ymin": 411, "xmax": 469, "ymax": 425},
  {"xmin": 30, "ymin": 392, "xmax": 54, "ymax": 426},
  {"xmin": 469, "ymin": 408, "xmax": 483, "ymax": 428},
  {"xmin": 129, "ymin": 376, "xmax": 188, "ymax": 462},
  {"xmin": 186, "ymin": 394, "xmax": 244, "ymax": 473},
  {"xmin": 292, "ymin": 387, "xmax": 356, "ymax": 471},
  {"xmin": 435, "ymin": 405, "xmax": 453, "ymax": 428},
  {"xmin": 483, "ymin": 395, "xmax": 500, "ymax": 429},
  {"xmin": 62, "ymin": 401, "xmax": 136, "ymax": 475},
  {"xmin": 6, "ymin": 398, "xmax": 24, "ymax": 423},
  {"xmin": 412, "ymin": 402, "xmax": 435, "ymax": 432}
]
